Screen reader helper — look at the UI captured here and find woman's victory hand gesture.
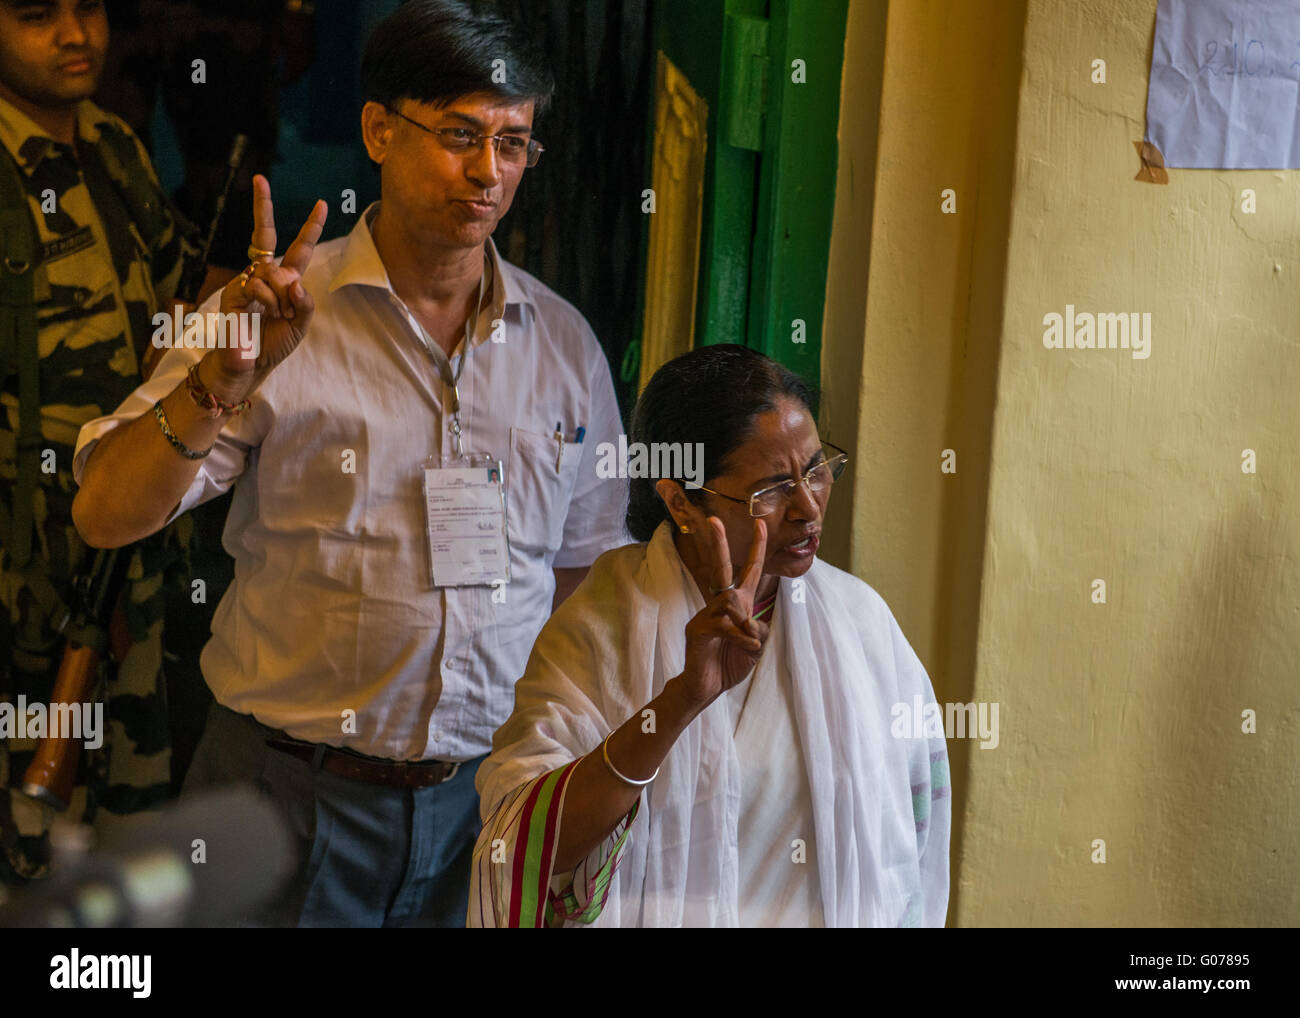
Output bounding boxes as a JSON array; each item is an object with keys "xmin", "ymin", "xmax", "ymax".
[
  {"xmin": 210, "ymin": 174, "xmax": 328, "ymax": 399},
  {"xmin": 679, "ymin": 516, "xmax": 769, "ymax": 707}
]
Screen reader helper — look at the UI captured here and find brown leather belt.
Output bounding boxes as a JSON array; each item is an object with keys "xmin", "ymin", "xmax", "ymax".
[{"xmin": 265, "ymin": 735, "xmax": 462, "ymax": 788}]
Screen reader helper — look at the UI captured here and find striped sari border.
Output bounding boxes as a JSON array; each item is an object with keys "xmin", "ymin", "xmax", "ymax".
[{"xmin": 510, "ymin": 761, "xmax": 580, "ymax": 927}]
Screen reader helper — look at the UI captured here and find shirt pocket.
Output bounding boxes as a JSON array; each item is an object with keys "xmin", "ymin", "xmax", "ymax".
[{"xmin": 507, "ymin": 425, "xmax": 582, "ymax": 553}]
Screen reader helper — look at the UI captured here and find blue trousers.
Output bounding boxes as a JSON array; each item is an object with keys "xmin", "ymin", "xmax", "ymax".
[{"xmin": 182, "ymin": 701, "xmax": 484, "ymax": 927}]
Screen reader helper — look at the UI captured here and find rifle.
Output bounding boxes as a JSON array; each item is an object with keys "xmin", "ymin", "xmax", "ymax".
[
  {"xmin": 20, "ymin": 548, "xmax": 130, "ymax": 810},
  {"xmin": 20, "ymin": 133, "xmax": 249, "ymax": 810},
  {"xmin": 176, "ymin": 133, "xmax": 248, "ymax": 306}
]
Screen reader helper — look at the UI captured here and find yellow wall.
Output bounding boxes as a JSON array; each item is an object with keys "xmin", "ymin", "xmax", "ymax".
[
  {"xmin": 823, "ymin": 0, "xmax": 1026, "ymax": 924},
  {"xmin": 823, "ymin": 0, "xmax": 1298, "ymax": 925},
  {"xmin": 819, "ymin": 0, "xmax": 886, "ymax": 571}
]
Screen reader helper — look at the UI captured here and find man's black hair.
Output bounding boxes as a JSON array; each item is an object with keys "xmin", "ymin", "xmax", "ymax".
[{"xmin": 360, "ymin": 0, "xmax": 555, "ymax": 116}]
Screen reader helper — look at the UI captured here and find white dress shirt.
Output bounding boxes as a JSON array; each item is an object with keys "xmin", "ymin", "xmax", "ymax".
[{"xmin": 73, "ymin": 203, "xmax": 630, "ymax": 761}]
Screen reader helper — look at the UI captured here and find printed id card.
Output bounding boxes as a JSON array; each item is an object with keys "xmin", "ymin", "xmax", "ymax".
[{"xmin": 422, "ymin": 453, "xmax": 511, "ymax": 588}]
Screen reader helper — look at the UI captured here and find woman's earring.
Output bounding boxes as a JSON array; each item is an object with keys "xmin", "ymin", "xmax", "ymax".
[{"xmin": 680, "ymin": 524, "xmax": 690, "ymax": 534}]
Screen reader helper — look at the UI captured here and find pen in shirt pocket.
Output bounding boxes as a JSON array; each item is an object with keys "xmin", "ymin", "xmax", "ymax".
[{"xmin": 553, "ymin": 423, "xmax": 586, "ymax": 472}]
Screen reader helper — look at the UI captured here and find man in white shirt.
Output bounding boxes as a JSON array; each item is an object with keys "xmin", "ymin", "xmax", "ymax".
[{"xmin": 69, "ymin": 0, "xmax": 629, "ymax": 926}]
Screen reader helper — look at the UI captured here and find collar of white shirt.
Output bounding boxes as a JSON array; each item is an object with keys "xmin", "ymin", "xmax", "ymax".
[{"xmin": 326, "ymin": 201, "xmax": 529, "ymax": 351}]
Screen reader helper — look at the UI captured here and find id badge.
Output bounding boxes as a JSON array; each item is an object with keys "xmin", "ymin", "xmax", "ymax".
[{"xmin": 422, "ymin": 452, "xmax": 512, "ymax": 588}]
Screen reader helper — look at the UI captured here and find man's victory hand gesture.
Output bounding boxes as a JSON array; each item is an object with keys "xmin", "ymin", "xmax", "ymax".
[{"xmin": 210, "ymin": 174, "xmax": 327, "ymax": 400}]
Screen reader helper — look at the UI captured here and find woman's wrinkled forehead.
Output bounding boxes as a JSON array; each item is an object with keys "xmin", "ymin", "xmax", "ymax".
[{"xmin": 712, "ymin": 399, "xmax": 821, "ymax": 486}]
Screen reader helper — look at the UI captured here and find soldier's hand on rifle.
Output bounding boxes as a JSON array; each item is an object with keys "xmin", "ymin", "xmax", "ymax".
[{"xmin": 207, "ymin": 174, "xmax": 327, "ymax": 401}]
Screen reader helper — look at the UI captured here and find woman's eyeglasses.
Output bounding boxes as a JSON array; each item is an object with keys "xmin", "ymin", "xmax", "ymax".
[{"xmin": 693, "ymin": 442, "xmax": 849, "ymax": 518}]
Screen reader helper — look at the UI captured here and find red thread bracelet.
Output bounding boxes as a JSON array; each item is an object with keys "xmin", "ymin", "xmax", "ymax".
[{"xmin": 186, "ymin": 361, "xmax": 251, "ymax": 417}]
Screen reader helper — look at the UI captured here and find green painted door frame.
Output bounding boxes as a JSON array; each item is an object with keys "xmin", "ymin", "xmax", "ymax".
[{"xmin": 645, "ymin": 0, "xmax": 849, "ymax": 389}]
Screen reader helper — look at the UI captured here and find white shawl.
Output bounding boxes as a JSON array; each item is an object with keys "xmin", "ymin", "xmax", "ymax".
[{"xmin": 473, "ymin": 521, "xmax": 950, "ymax": 927}]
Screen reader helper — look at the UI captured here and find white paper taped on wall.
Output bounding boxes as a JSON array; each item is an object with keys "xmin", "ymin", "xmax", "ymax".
[{"xmin": 1147, "ymin": 0, "xmax": 1300, "ymax": 169}]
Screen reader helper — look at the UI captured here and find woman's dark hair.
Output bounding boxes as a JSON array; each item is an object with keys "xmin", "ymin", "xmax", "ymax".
[
  {"xmin": 360, "ymin": 0, "xmax": 555, "ymax": 115},
  {"xmin": 626, "ymin": 344, "xmax": 818, "ymax": 541}
]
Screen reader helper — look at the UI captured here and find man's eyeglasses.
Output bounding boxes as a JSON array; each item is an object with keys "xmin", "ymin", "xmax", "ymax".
[
  {"xmin": 692, "ymin": 442, "xmax": 849, "ymax": 518},
  {"xmin": 387, "ymin": 107, "xmax": 544, "ymax": 168}
]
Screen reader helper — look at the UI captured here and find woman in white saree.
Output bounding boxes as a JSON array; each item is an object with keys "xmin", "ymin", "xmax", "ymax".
[{"xmin": 469, "ymin": 345, "xmax": 949, "ymax": 927}]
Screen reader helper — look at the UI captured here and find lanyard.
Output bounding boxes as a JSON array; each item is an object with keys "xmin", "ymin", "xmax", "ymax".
[{"xmin": 419, "ymin": 251, "xmax": 491, "ymax": 460}]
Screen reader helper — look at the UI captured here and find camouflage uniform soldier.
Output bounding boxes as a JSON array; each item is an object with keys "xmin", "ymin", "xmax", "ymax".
[{"xmin": 0, "ymin": 0, "xmax": 201, "ymax": 882}]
